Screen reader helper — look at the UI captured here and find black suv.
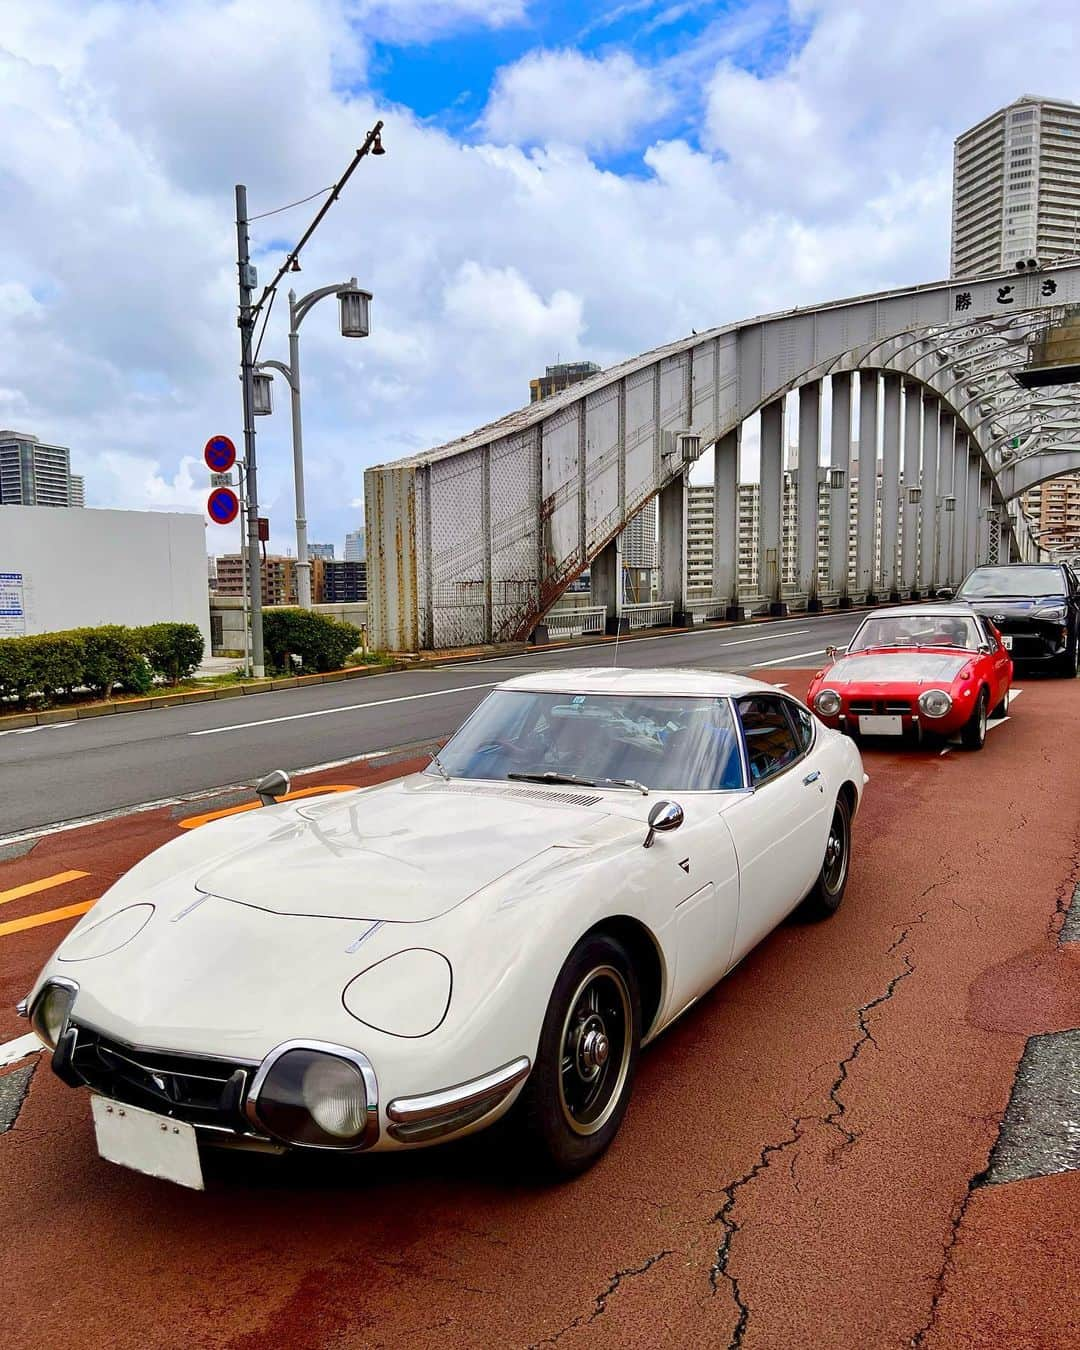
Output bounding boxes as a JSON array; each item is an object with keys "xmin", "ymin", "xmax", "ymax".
[{"xmin": 943, "ymin": 563, "xmax": 1080, "ymax": 676}]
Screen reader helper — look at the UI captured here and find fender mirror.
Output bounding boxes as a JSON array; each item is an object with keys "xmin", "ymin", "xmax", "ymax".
[
  {"xmin": 825, "ymin": 645, "xmax": 846, "ymax": 660},
  {"xmin": 255, "ymin": 769, "xmax": 291, "ymax": 807},
  {"xmin": 643, "ymin": 799, "xmax": 683, "ymax": 849},
  {"xmin": 936, "ymin": 587, "xmax": 954, "ymax": 600}
]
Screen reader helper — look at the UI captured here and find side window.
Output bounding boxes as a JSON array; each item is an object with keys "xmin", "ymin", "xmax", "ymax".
[
  {"xmin": 784, "ymin": 699, "xmax": 814, "ymax": 752},
  {"xmin": 736, "ymin": 696, "xmax": 802, "ymax": 786},
  {"xmin": 980, "ymin": 618, "xmax": 999, "ymax": 649}
]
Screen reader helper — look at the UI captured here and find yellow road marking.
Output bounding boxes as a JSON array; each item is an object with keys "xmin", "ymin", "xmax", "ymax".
[
  {"xmin": 0, "ymin": 870, "xmax": 89, "ymax": 909},
  {"xmin": 0, "ymin": 899, "xmax": 97, "ymax": 939},
  {"xmin": 178, "ymin": 785, "xmax": 354, "ymax": 830}
]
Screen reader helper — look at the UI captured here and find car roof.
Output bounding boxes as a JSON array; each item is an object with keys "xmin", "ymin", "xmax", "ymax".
[
  {"xmin": 857, "ymin": 604, "xmax": 981, "ymax": 621},
  {"xmin": 498, "ymin": 667, "xmax": 779, "ymax": 697}
]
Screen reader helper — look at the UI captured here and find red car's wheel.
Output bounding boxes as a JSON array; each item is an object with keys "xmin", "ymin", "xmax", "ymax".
[{"xmin": 960, "ymin": 689, "xmax": 988, "ymax": 751}]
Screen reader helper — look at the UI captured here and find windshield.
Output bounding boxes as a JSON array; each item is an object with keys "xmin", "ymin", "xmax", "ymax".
[
  {"xmin": 433, "ymin": 690, "xmax": 745, "ymax": 791},
  {"xmin": 958, "ymin": 566, "xmax": 1065, "ymax": 599},
  {"xmin": 849, "ymin": 614, "xmax": 981, "ymax": 652}
]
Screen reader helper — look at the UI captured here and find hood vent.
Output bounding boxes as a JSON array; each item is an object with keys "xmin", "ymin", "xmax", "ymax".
[{"xmin": 421, "ymin": 781, "xmax": 602, "ymax": 808}]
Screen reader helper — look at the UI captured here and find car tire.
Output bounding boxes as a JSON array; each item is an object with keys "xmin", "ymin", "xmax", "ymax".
[
  {"xmin": 961, "ymin": 689, "xmax": 988, "ymax": 750},
  {"xmin": 990, "ymin": 687, "xmax": 1009, "ymax": 720},
  {"xmin": 797, "ymin": 794, "xmax": 851, "ymax": 921},
  {"xmin": 1057, "ymin": 637, "xmax": 1079, "ymax": 679},
  {"xmin": 518, "ymin": 932, "xmax": 640, "ymax": 1177}
]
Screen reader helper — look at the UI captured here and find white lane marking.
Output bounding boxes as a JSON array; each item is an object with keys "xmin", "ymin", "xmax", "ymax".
[
  {"xmin": 189, "ymin": 681, "xmax": 502, "ymax": 737},
  {"xmin": 987, "ymin": 688, "xmax": 1022, "ymax": 731},
  {"xmin": 750, "ymin": 648, "xmax": 829, "ymax": 668},
  {"xmin": 0, "ymin": 722, "xmax": 75, "ymax": 739},
  {"xmin": 0, "ymin": 1032, "xmax": 41, "ymax": 1068}
]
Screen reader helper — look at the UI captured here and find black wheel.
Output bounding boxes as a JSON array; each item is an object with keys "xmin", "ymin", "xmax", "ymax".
[
  {"xmin": 1057, "ymin": 636, "xmax": 1079, "ymax": 678},
  {"xmin": 990, "ymin": 687, "xmax": 1009, "ymax": 720},
  {"xmin": 960, "ymin": 689, "xmax": 988, "ymax": 750},
  {"xmin": 798, "ymin": 794, "xmax": 851, "ymax": 921},
  {"xmin": 517, "ymin": 933, "xmax": 640, "ymax": 1176}
]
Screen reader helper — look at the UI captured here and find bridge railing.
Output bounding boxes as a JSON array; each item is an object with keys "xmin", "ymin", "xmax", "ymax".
[
  {"xmin": 542, "ymin": 606, "xmax": 607, "ymax": 638},
  {"xmin": 622, "ymin": 601, "xmax": 674, "ymax": 630}
]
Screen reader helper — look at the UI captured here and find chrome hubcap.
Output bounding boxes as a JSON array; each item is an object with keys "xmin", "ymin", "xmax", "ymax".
[
  {"xmin": 559, "ymin": 966, "xmax": 631, "ymax": 1136},
  {"xmin": 823, "ymin": 809, "xmax": 847, "ymax": 893}
]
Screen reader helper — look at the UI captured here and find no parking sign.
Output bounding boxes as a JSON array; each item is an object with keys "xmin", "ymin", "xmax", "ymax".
[{"xmin": 207, "ymin": 486, "xmax": 239, "ymax": 526}]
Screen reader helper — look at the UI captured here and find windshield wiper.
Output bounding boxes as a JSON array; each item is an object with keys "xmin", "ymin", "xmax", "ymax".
[
  {"xmin": 507, "ymin": 771, "xmax": 649, "ymax": 795},
  {"xmin": 508, "ymin": 771, "xmax": 597, "ymax": 787}
]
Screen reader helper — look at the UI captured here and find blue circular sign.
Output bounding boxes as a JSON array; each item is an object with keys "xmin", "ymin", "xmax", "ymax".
[
  {"xmin": 207, "ymin": 487, "xmax": 239, "ymax": 525},
  {"xmin": 204, "ymin": 435, "xmax": 237, "ymax": 474}
]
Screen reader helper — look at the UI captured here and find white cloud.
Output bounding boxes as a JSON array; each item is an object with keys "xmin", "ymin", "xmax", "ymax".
[
  {"xmin": 2, "ymin": 0, "xmax": 1080, "ymax": 555},
  {"xmin": 481, "ymin": 48, "xmax": 671, "ymax": 152}
]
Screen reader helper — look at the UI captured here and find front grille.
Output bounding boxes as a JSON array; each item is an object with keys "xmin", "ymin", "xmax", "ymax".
[
  {"xmin": 848, "ymin": 699, "xmax": 913, "ymax": 715},
  {"xmin": 994, "ymin": 623, "xmax": 1061, "ymax": 659},
  {"xmin": 69, "ymin": 1023, "xmax": 255, "ymax": 1133}
]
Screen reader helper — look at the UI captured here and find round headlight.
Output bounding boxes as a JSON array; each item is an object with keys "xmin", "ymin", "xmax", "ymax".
[
  {"xmin": 814, "ymin": 689, "xmax": 841, "ymax": 718},
  {"xmin": 30, "ymin": 979, "xmax": 78, "ymax": 1050},
  {"xmin": 918, "ymin": 689, "xmax": 953, "ymax": 719},
  {"xmin": 302, "ymin": 1057, "xmax": 369, "ymax": 1139},
  {"xmin": 248, "ymin": 1044, "xmax": 377, "ymax": 1149}
]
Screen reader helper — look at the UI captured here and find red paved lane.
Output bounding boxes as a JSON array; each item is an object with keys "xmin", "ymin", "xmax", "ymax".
[{"xmin": 1, "ymin": 675, "xmax": 1078, "ymax": 1349}]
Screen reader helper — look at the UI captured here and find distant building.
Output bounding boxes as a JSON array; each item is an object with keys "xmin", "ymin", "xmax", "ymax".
[
  {"xmin": 1022, "ymin": 473, "xmax": 1080, "ymax": 548},
  {"xmin": 344, "ymin": 528, "xmax": 365, "ymax": 562},
  {"xmin": 529, "ymin": 361, "xmax": 601, "ymax": 404},
  {"xmin": 308, "ymin": 543, "xmax": 335, "ymax": 561},
  {"xmin": 0, "ymin": 430, "xmax": 84, "ymax": 508},
  {"xmin": 317, "ymin": 559, "xmax": 367, "ymax": 603},
  {"xmin": 215, "ymin": 553, "xmax": 297, "ymax": 606},
  {"xmin": 951, "ymin": 95, "xmax": 1080, "ymax": 276},
  {"xmin": 207, "ymin": 555, "xmax": 217, "ymax": 591}
]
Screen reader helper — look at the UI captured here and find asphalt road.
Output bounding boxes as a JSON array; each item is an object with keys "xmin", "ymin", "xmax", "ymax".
[{"xmin": 0, "ymin": 613, "xmax": 864, "ymax": 836}]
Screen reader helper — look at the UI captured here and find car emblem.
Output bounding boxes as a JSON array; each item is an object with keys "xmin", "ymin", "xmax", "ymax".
[
  {"xmin": 678, "ymin": 858, "xmax": 690, "ymax": 873},
  {"xmin": 991, "ymin": 615, "xmax": 1005, "ymax": 624}
]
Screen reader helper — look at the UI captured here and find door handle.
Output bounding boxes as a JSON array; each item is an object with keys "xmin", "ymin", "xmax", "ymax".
[{"xmin": 802, "ymin": 770, "xmax": 821, "ymax": 785}]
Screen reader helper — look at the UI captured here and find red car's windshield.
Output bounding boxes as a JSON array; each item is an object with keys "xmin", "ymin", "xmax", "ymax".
[{"xmin": 849, "ymin": 615, "xmax": 981, "ymax": 652}]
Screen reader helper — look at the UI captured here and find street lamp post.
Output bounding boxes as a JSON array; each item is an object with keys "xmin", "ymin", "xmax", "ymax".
[{"xmin": 256, "ymin": 279, "xmax": 371, "ymax": 608}]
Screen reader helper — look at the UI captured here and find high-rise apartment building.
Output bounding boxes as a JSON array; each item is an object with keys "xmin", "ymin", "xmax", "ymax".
[
  {"xmin": 214, "ymin": 553, "xmax": 298, "ymax": 606},
  {"xmin": 951, "ymin": 95, "xmax": 1080, "ymax": 277},
  {"xmin": 344, "ymin": 528, "xmax": 365, "ymax": 562},
  {"xmin": 308, "ymin": 543, "xmax": 335, "ymax": 561},
  {"xmin": 0, "ymin": 430, "xmax": 85, "ymax": 508},
  {"xmin": 1021, "ymin": 475, "xmax": 1080, "ymax": 549}
]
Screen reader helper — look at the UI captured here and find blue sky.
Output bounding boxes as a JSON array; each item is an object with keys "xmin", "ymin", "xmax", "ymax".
[{"xmin": 2, "ymin": 0, "xmax": 1078, "ymax": 554}]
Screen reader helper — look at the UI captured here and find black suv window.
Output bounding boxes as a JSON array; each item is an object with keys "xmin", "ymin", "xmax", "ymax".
[{"xmin": 736, "ymin": 695, "xmax": 802, "ymax": 785}]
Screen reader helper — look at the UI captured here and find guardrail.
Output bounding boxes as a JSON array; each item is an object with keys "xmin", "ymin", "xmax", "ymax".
[
  {"xmin": 687, "ymin": 598, "xmax": 728, "ymax": 621},
  {"xmin": 622, "ymin": 602, "xmax": 674, "ymax": 630},
  {"xmin": 543, "ymin": 606, "xmax": 607, "ymax": 638}
]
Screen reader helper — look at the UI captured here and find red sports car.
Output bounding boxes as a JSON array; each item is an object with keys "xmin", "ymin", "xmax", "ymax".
[{"xmin": 806, "ymin": 605, "xmax": 1012, "ymax": 750}]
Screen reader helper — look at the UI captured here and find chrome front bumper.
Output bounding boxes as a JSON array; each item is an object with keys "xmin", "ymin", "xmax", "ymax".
[{"xmin": 387, "ymin": 1057, "xmax": 531, "ymax": 1143}]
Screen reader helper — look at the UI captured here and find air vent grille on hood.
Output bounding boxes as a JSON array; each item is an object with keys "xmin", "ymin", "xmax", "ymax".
[{"xmin": 422, "ymin": 781, "xmax": 602, "ymax": 808}]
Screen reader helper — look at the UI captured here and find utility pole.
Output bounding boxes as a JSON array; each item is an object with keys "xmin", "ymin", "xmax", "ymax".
[{"xmin": 235, "ymin": 185, "xmax": 265, "ymax": 677}]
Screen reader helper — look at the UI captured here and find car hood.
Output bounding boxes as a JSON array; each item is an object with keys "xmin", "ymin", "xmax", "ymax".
[
  {"xmin": 194, "ymin": 775, "xmax": 613, "ymax": 922},
  {"xmin": 961, "ymin": 597, "xmax": 1065, "ymax": 619},
  {"xmin": 825, "ymin": 651, "xmax": 970, "ymax": 685}
]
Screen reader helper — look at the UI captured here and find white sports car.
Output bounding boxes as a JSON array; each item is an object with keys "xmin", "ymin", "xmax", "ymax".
[{"xmin": 22, "ymin": 668, "xmax": 865, "ymax": 1187}]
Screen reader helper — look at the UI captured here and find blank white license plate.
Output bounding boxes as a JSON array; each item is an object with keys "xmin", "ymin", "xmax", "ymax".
[
  {"xmin": 91, "ymin": 1095, "xmax": 204, "ymax": 1190},
  {"xmin": 858, "ymin": 714, "xmax": 904, "ymax": 736},
  {"xmin": 1001, "ymin": 635, "xmax": 1013, "ymax": 650}
]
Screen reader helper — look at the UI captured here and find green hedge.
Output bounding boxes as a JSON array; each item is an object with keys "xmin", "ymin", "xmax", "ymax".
[
  {"xmin": 261, "ymin": 609, "xmax": 362, "ymax": 675},
  {"xmin": 0, "ymin": 622, "xmax": 205, "ymax": 705}
]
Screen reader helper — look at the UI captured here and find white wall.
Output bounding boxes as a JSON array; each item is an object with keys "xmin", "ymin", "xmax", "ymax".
[{"xmin": 0, "ymin": 506, "xmax": 210, "ymax": 645}]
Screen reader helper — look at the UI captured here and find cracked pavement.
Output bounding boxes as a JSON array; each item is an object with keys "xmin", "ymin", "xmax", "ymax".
[{"xmin": 1, "ymin": 669, "xmax": 1078, "ymax": 1349}]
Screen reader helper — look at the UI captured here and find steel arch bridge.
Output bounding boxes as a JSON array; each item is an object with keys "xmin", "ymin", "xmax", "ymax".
[{"xmin": 365, "ymin": 263, "xmax": 1080, "ymax": 652}]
